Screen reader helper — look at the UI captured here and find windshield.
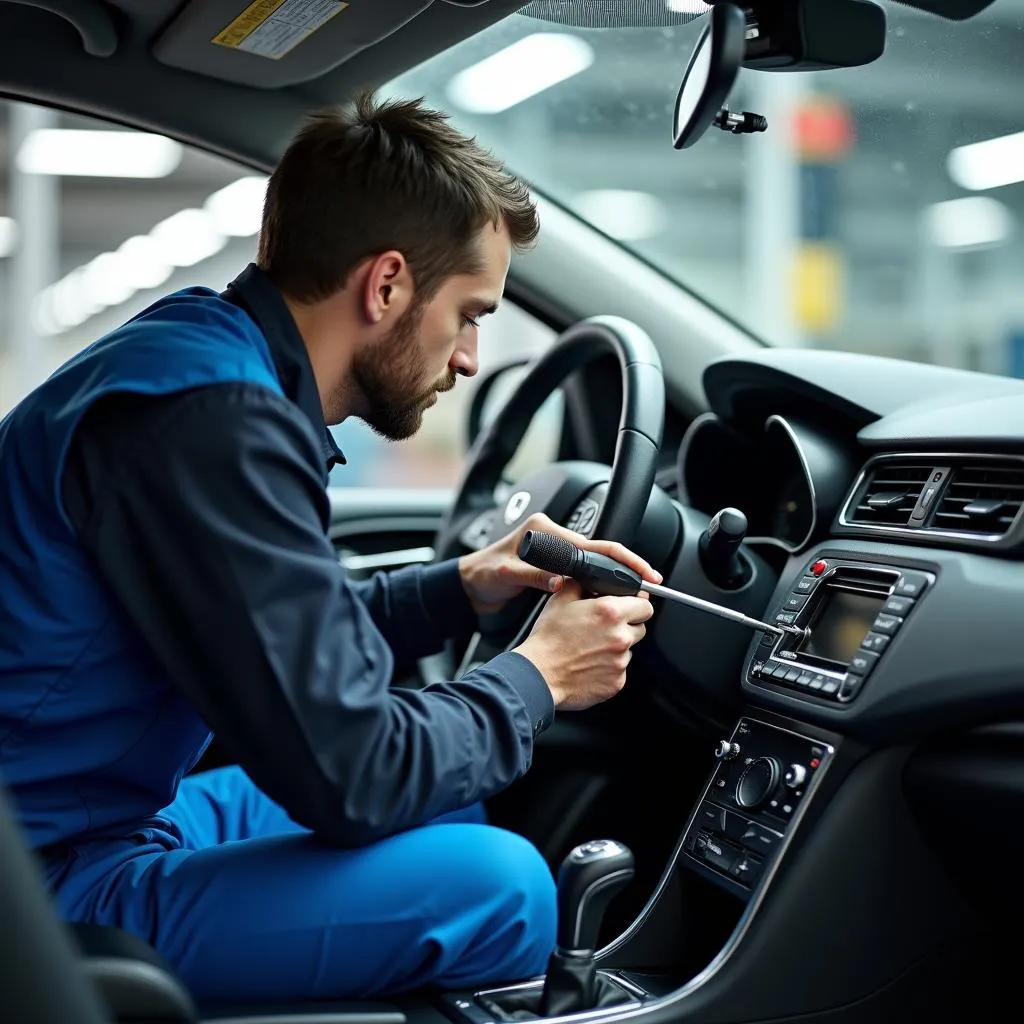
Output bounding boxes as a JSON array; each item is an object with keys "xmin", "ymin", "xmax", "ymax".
[{"xmin": 386, "ymin": 2, "xmax": 1024, "ymax": 376}]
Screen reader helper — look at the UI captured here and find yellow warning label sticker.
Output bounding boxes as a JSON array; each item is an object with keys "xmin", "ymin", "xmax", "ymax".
[{"xmin": 213, "ymin": 0, "xmax": 349, "ymax": 60}]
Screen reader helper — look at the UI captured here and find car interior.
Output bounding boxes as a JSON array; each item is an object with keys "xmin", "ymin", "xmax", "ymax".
[{"xmin": 1, "ymin": 0, "xmax": 1023, "ymax": 1022}]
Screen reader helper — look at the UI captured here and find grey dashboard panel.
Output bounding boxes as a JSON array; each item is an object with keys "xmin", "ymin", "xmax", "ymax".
[
  {"xmin": 857, "ymin": 391, "xmax": 1024, "ymax": 447},
  {"xmin": 702, "ymin": 350, "xmax": 1024, "ymax": 432},
  {"xmin": 740, "ymin": 538, "xmax": 1024, "ymax": 743}
]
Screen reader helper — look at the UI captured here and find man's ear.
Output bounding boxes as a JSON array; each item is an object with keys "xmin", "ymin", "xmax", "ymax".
[{"xmin": 361, "ymin": 250, "xmax": 414, "ymax": 325}]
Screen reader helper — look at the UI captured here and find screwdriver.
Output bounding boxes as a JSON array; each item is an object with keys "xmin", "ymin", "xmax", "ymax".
[{"xmin": 518, "ymin": 530, "xmax": 809, "ymax": 641}]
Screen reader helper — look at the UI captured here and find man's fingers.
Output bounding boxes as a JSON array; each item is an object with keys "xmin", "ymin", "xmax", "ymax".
[
  {"xmin": 587, "ymin": 539, "xmax": 661, "ymax": 583},
  {"xmin": 600, "ymin": 594, "xmax": 654, "ymax": 624}
]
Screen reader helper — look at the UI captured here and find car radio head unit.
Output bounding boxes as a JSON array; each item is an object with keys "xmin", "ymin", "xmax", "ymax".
[
  {"xmin": 749, "ymin": 557, "xmax": 934, "ymax": 704},
  {"xmin": 798, "ymin": 587, "xmax": 887, "ymax": 666}
]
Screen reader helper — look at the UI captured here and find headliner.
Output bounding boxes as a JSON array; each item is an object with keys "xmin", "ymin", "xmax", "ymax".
[{"xmin": 0, "ymin": 0, "xmax": 529, "ymax": 171}]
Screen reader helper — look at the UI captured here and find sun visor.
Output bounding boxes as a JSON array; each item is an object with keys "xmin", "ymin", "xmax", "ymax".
[{"xmin": 152, "ymin": 0, "xmax": 442, "ymax": 88}]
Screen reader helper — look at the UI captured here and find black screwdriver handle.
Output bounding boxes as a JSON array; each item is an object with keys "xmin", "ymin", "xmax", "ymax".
[{"xmin": 518, "ymin": 530, "xmax": 643, "ymax": 597}]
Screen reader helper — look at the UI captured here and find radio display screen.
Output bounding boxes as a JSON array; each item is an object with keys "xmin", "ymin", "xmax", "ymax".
[{"xmin": 801, "ymin": 589, "xmax": 885, "ymax": 664}]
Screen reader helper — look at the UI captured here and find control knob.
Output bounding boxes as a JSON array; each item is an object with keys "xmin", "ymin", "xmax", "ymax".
[
  {"xmin": 715, "ymin": 740, "xmax": 740, "ymax": 761},
  {"xmin": 784, "ymin": 763, "xmax": 807, "ymax": 789},
  {"xmin": 735, "ymin": 757, "xmax": 781, "ymax": 809}
]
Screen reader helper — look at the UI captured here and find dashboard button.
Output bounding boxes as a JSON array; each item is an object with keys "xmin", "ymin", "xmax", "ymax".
[
  {"xmin": 701, "ymin": 836, "xmax": 738, "ymax": 874},
  {"xmin": 849, "ymin": 650, "xmax": 880, "ymax": 676},
  {"xmin": 723, "ymin": 810, "xmax": 749, "ymax": 842},
  {"xmin": 784, "ymin": 594, "xmax": 807, "ymax": 612},
  {"xmin": 783, "ymin": 667, "xmax": 802, "ymax": 683},
  {"xmin": 808, "ymin": 675, "xmax": 825, "ymax": 690},
  {"xmin": 860, "ymin": 631, "xmax": 890, "ymax": 653},
  {"xmin": 820, "ymin": 676, "xmax": 841, "ymax": 695},
  {"xmin": 894, "ymin": 572, "xmax": 930, "ymax": 598},
  {"xmin": 697, "ymin": 802, "xmax": 726, "ymax": 831},
  {"xmin": 883, "ymin": 595, "xmax": 915, "ymax": 616},
  {"xmin": 740, "ymin": 822, "xmax": 781, "ymax": 854},
  {"xmin": 775, "ymin": 611, "xmax": 797, "ymax": 626},
  {"xmin": 794, "ymin": 576, "xmax": 818, "ymax": 594},
  {"xmin": 872, "ymin": 613, "xmax": 903, "ymax": 635},
  {"xmin": 730, "ymin": 852, "xmax": 764, "ymax": 887},
  {"xmin": 795, "ymin": 671, "xmax": 814, "ymax": 687},
  {"xmin": 838, "ymin": 673, "xmax": 865, "ymax": 702},
  {"xmin": 810, "ymin": 560, "xmax": 828, "ymax": 577}
]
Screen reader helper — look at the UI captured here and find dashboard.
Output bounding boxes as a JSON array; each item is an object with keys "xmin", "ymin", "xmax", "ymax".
[{"xmin": 654, "ymin": 347, "xmax": 1024, "ymax": 746}]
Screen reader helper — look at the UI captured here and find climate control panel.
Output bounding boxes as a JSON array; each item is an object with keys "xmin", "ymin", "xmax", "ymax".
[{"xmin": 682, "ymin": 718, "xmax": 834, "ymax": 898}]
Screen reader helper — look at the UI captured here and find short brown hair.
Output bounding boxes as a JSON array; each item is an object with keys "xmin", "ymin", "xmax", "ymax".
[{"xmin": 257, "ymin": 91, "xmax": 539, "ymax": 303}]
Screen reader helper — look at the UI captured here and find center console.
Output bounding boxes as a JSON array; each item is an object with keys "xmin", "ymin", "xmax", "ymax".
[
  {"xmin": 747, "ymin": 554, "xmax": 934, "ymax": 704},
  {"xmin": 679, "ymin": 717, "xmax": 834, "ymax": 898}
]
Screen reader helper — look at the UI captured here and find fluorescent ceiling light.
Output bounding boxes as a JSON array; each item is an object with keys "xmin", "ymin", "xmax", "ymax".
[
  {"xmin": 17, "ymin": 130, "xmax": 182, "ymax": 178},
  {"xmin": 82, "ymin": 252, "xmax": 137, "ymax": 308},
  {"xmin": 204, "ymin": 176, "xmax": 268, "ymax": 237},
  {"xmin": 42, "ymin": 269, "xmax": 103, "ymax": 333},
  {"xmin": 150, "ymin": 209, "xmax": 227, "ymax": 267},
  {"xmin": 666, "ymin": 0, "xmax": 711, "ymax": 12},
  {"xmin": 0, "ymin": 216, "xmax": 17, "ymax": 258},
  {"xmin": 117, "ymin": 235, "xmax": 174, "ymax": 291},
  {"xmin": 926, "ymin": 196, "xmax": 1013, "ymax": 250},
  {"xmin": 446, "ymin": 33, "xmax": 594, "ymax": 114},
  {"xmin": 948, "ymin": 130, "xmax": 1024, "ymax": 192},
  {"xmin": 572, "ymin": 189, "xmax": 666, "ymax": 242}
]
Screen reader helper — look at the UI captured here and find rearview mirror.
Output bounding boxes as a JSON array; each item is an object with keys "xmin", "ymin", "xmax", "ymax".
[{"xmin": 672, "ymin": 2, "xmax": 746, "ymax": 150}]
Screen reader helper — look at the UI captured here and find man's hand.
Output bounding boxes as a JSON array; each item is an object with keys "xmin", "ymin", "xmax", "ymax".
[
  {"xmin": 458, "ymin": 511, "xmax": 662, "ymax": 616},
  {"xmin": 515, "ymin": 581, "xmax": 654, "ymax": 710}
]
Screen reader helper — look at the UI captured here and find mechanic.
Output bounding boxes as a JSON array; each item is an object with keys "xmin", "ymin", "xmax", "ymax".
[{"xmin": 0, "ymin": 92, "xmax": 659, "ymax": 1004}]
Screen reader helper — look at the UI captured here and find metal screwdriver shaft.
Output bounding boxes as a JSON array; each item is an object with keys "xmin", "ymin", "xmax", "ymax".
[{"xmin": 518, "ymin": 530, "xmax": 807, "ymax": 641}]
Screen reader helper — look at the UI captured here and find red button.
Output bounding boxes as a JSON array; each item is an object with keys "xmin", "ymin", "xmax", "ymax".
[
  {"xmin": 809, "ymin": 758, "xmax": 820, "ymax": 769},
  {"xmin": 810, "ymin": 560, "xmax": 828, "ymax": 577}
]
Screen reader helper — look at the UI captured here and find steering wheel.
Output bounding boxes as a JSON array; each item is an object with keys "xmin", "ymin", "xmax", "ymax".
[{"xmin": 432, "ymin": 315, "xmax": 665, "ymax": 676}]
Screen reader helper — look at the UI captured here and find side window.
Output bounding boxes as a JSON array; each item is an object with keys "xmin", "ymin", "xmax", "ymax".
[
  {"xmin": 0, "ymin": 99, "xmax": 559, "ymax": 491},
  {"xmin": 0, "ymin": 100, "xmax": 265, "ymax": 414}
]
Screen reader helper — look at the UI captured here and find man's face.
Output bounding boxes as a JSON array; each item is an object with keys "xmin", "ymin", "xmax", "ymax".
[{"xmin": 353, "ymin": 222, "xmax": 511, "ymax": 441}]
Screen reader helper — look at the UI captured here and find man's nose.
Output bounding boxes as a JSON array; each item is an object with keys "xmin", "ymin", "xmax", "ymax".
[{"xmin": 451, "ymin": 335, "xmax": 479, "ymax": 378}]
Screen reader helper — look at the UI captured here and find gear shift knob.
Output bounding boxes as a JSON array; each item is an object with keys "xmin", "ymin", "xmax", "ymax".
[{"xmin": 555, "ymin": 839, "xmax": 635, "ymax": 954}]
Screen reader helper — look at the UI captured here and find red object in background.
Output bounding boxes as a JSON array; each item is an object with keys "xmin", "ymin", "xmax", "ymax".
[{"xmin": 793, "ymin": 98, "xmax": 855, "ymax": 161}]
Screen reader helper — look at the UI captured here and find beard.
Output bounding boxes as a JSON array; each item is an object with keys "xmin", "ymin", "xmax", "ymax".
[{"xmin": 350, "ymin": 303, "xmax": 456, "ymax": 441}]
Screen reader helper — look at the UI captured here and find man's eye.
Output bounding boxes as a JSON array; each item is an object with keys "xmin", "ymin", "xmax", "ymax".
[{"xmin": 462, "ymin": 315, "xmax": 480, "ymax": 329}]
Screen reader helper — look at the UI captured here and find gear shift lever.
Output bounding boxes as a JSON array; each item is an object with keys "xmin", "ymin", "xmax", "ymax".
[{"xmin": 540, "ymin": 840, "xmax": 635, "ymax": 1017}]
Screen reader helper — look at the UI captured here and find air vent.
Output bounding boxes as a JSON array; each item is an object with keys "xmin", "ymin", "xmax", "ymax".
[
  {"xmin": 932, "ymin": 462, "xmax": 1024, "ymax": 537},
  {"xmin": 846, "ymin": 463, "xmax": 931, "ymax": 526}
]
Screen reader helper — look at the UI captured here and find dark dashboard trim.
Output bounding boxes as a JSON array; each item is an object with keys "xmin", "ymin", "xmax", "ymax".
[
  {"xmin": 755, "ymin": 415, "xmax": 817, "ymax": 552},
  {"xmin": 591, "ymin": 715, "xmax": 838, "ymax": 1019},
  {"xmin": 836, "ymin": 450, "xmax": 1024, "ymax": 548}
]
